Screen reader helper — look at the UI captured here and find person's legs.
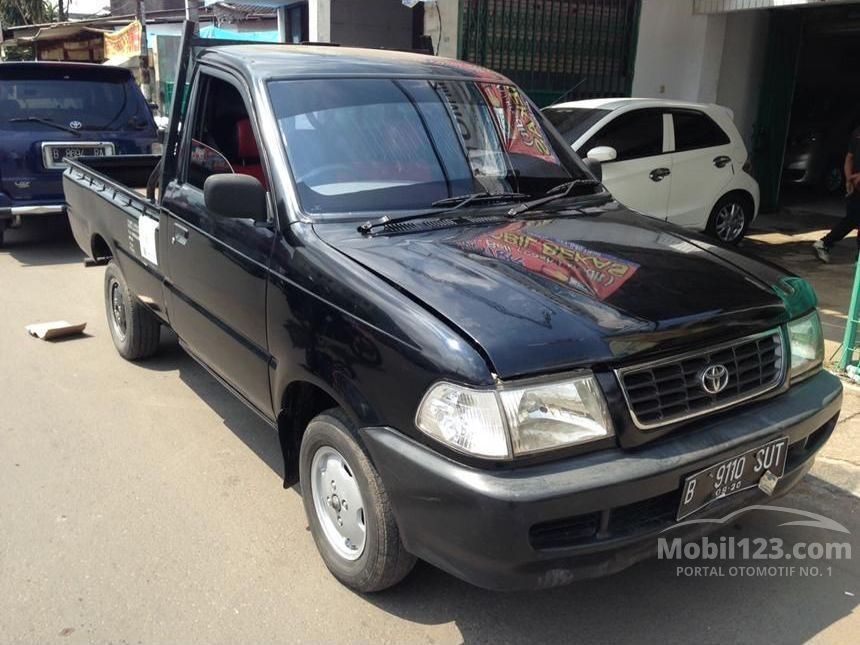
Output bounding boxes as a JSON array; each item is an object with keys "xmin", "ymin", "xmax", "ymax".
[
  {"xmin": 815, "ymin": 195, "xmax": 860, "ymax": 262},
  {"xmin": 823, "ymin": 197, "xmax": 860, "ymax": 246}
]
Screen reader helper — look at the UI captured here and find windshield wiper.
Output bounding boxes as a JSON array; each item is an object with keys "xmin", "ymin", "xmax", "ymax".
[
  {"xmin": 507, "ymin": 179, "xmax": 602, "ymax": 216},
  {"xmin": 430, "ymin": 191, "xmax": 527, "ymax": 208},
  {"xmin": 358, "ymin": 191, "xmax": 527, "ymax": 235},
  {"xmin": 8, "ymin": 116, "xmax": 82, "ymax": 136}
]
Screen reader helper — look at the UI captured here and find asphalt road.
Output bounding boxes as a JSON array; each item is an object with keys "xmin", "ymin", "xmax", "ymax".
[{"xmin": 1, "ymin": 218, "xmax": 858, "ymax": 644}]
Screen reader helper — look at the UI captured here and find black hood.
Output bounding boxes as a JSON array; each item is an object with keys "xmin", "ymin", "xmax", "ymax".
[{"xmin": 314, "ymin": 202, "xmax": 790, "ymax": 378}]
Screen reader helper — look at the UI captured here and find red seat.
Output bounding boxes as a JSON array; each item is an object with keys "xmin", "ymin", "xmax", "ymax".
[{"xmin": 235, "ymin": 118, "xmax": 266, "ymax": 187}]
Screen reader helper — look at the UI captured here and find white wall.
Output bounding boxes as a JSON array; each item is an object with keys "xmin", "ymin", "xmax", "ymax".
[
  {"xmin": 632, "ymin": 0, "xmax": 770, "ymax": 149},
  {"xmin": 715, "ymin": 11, "xmax": 770, "ymax": 147},
  {"xmin": 424, "ymin": 0, "xmax": 459, "ymax": 58},
  {"xmin": 309, "ymin": 0, "xmax": 331, "ymax": 42},
  {"xmin": 631, "ymin": 0, "xmax": 726, "ymax": 102}
]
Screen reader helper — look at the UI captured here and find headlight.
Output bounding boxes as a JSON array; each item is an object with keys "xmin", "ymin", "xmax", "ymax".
[
  {"xmin": 788, "ymin": 311, "xmax": 824, "ymax": 381},
  {"xmin": 415, "ymin": 374, "xmax": 613, "ymax": 459}
]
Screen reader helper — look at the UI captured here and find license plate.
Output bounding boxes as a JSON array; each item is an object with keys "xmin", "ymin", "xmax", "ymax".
[
  {"xmin": 677, "ymin": 437, "xmax": 788, "ymax": 520},
  {"xmin": 43, "ymin": 144, "xmax": 113, "ymax": 169}
]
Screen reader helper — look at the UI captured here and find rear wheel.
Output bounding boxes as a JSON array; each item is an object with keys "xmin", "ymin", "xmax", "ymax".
[
  {"xmin": 707, "ymin": 194, "xmax": 751, "ymax": 244},
  {"xmin": 104, "ymin": 261, "xmax": 161, "ymax": 360},
  {"xmin": 299, "ymin": 409, "xmax": 416, "ymax": 592}
]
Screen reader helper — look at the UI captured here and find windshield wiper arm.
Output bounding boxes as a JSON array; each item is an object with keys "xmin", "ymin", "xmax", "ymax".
[
  {"xmin": 8, "ymin": 116, "xmax": 82, "ymax": 136},
  {"xmin": 431, "ymin": 191, "xmax": 527, "ymax": 208},
  {"xmin": 507, "ymin": 179, "xmax": 602, "ymax": 216},
  {"xmin": 358, "ymin": 192, "xmax": 528, "ymax": 235}
]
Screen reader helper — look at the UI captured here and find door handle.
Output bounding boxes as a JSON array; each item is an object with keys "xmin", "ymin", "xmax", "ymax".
[
  {"xmin": 713, "ymin": 155, "xmax": 732, "ymax": 169},
  {"xmin": 171, "ymin": 223, "xmax": 189, "ymax": 246},
  {"xmin": 649, "ymin": 167, "xmax": 671, "ymax": 182}
]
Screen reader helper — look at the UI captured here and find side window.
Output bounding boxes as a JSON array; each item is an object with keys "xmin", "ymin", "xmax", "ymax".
[
  {"xmin": 185, "ymin": 74, "xmax": 266, "ymax": 190},
  {"xmin": 580, "ymin": 109, "xmax": 663, "ymax": 162},
  {"xmin": 671, "ymin": 110, "xmax": 730, "ymax": 151}
]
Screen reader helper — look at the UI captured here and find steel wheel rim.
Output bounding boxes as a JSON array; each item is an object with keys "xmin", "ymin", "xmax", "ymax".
[
  {"xmin": 714, "ymin": 202, "xmax": 746, "ymax": 242},
  {"xmin": 109, "ymin": 280, "xmax": 127, "ymax": 338},
  {"xmin": 310, "ymin": 446, "xmax": 367, "ymax": 561}
]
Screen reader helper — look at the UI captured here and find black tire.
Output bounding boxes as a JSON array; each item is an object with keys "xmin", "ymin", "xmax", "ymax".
[
  {"xmin": 820, "ymin": 162, "xmax": 844, "ymax": 194},
  {"xmin": 706, "ymin": 193, "xmax": 751, "ymax": 245},
  {"xmin": 104, "ymin": 261, "xmax": 161, "ymax": 360},
  {"xmin": 299, "ymin": 409, "xmax": 416, "ymax": 592},
  {"xmin": 0, "ymin": 227, "xmax": 4, "ymax": 248}
]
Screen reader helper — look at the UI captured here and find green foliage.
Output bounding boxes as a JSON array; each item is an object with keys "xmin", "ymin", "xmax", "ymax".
[{"xmin": 0, "ymin": 0, "xmax": 61, "ymax": 27}]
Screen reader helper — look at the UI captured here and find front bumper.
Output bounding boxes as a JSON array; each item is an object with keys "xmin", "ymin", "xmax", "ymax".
[
  {"xmin": 782, "ymin": 149, "xmax": 821, "ymax": 186},
  {"xmin": 361, "ymin": 370, "xmax": 842, "ymax": 590}
]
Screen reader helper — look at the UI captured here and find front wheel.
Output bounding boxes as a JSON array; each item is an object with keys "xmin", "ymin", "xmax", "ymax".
[
  {"xmin": 706, "ymin": 194, "xmax": 751, "ymax": 245},
  {"xmin": 299, "ymin": 409, "xmax": 416, "ymax": 592},
  {"xmin": 821, "ymin": 163, "xmax": 844, "ymax": 194},
  {"xmin": 104, "ymin": 261, "xmax": 161, "ymax": 360}
]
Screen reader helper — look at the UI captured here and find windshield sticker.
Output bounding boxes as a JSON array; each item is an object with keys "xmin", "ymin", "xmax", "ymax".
[
  {"xmin": 456, "ymin": 222, "xmax": 639, "ymax": 300},
  {"xmin": 478, "ymin": 84, "xmax": 560, "ymax": 165}
]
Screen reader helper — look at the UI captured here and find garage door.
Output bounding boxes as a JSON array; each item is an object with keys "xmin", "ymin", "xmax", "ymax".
[{"xmin": 459, "ymin": 0, "xmax": 641, "ymax": 106}]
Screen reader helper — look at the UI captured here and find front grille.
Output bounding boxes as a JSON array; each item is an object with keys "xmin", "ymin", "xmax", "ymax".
[{"xmin": 616, "ymin": 330, "xmax": 785, "ymax": 430}]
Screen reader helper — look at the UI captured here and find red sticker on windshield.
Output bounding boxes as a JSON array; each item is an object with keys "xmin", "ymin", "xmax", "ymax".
[{"xmin": 479, "ymin": 84, "xmax": 560, "ymax": 165}]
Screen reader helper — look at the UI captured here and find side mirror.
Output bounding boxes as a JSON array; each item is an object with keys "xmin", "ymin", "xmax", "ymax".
[
  {"xmin": 586, "ymin": 146, "xmax": 618, "ymax": 163},
  {"xmin": 204, "ymin": 174, "xmax": 267, "ymax": 222}
]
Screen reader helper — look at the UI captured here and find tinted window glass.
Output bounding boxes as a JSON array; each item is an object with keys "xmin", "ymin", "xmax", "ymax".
[
  {"xmin": 185, "ymin": 75, "xmax": 265, "ymax": 191},
  {"xmin": 269, "ymin": 78, "xmax": 583, "ymax": 215},
  {"xmin": 542, "ymin": 107, "xmax": 610, "ymax": 145},
  {"xmin": 581, "ymin": 109, "xmax": 662, "ymax": 161},
  {"xmin": 672, "ymin": 110, "xmax": 730, "ymax": 151},
  {"xmin": 0, "ymin": 66, "xmax": 153, "ymax": 132}
]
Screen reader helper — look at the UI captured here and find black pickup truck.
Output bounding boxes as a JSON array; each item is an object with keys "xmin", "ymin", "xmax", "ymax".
[{"xmin": 63, "ymin": 29, "xmax": 842, "ymax": 592}]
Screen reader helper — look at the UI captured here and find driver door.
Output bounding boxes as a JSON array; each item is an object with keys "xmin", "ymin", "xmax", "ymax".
[
  {"xmin": 161, "ymin": 68, "xmax": 277, "ymax": 419},
  {"xmin": 578, "ymin": 108, "xmax": 672, "ymax": 219}
]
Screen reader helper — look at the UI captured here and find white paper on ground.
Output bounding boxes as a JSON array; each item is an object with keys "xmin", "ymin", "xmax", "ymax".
[
  {"xmin": 138, "ymin": 214, "xmax": 159, "ymax": 265},
  {"xmin": 26, "ymin": 321, "xmax": 87, "ymax": 340}
]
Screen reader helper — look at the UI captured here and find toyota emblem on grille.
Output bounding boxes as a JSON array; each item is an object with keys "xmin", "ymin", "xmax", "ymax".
[
  {"xmin": 699, "ymin": 364, "xmax": 729, "ymax": 394},
  {"xmin": 69, "ymin": 120, "xmax": 82, "ymax": 130}
]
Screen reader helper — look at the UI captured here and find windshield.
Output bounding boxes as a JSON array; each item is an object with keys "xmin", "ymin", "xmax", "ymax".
[
  {"xmin": 268, "ymin": 78, "xmax": 586, "ymax": 216},
  {"xmin": 0, "ymin": 67, "xmax": 152, "ymax": 132},
  {"xmin": 542, "ymin": 107, "xmax": 610, "ymax": 145}
]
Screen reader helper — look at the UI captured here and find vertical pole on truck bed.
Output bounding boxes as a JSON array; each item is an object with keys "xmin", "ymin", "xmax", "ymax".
[
  {"xmin": 137, "ymin": 1, "xmax": 152, "ymax": 101},
  {"xmin": 159, "ymin": 20, "xmax": 197, "ymax": 198},
  {"xmin": 839, "ymin": 260, "xmax": 860, "ymax": 370}
]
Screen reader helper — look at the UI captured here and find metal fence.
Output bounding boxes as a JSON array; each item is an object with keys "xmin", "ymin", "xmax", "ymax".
[{"xmin": 459, "ymin": 0, "xmax": 641, "ymax": 106}]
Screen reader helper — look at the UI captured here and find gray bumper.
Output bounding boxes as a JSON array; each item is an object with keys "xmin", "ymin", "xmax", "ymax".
[{"xmin": 0, "ymin": 204, "xmax": 66, "ymax": 221}]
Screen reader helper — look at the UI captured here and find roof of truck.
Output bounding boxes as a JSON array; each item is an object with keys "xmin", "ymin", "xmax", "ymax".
[
  {"xmin": 0, "ymin": 61, "xmax": 134, "ymax": 77},
  {"xmin": 199, "ymin": 44, "xmax": 510, "ymax": 82}
]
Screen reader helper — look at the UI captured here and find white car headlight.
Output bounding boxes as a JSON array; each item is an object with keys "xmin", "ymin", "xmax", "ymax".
[
  {"xmin": 415, "ymin": 374, "xmax": 613, "ymax": 459},
  {"xmin": 788, "ymin": 311, "xmax": 824, "ymax": 381}
]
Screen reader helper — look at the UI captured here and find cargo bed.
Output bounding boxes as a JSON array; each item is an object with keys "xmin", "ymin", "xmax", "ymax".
[{"xmin": 63, "ymin": 154, "xmax": 169, "ymax": 322}]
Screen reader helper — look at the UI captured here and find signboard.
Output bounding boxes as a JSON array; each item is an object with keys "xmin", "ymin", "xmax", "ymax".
[{"xmin": 104, "ymin": 20, "xmax": 141, "ymax": 60}]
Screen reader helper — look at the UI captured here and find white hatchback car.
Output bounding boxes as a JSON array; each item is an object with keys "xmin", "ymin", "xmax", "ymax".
[{"xmin": 543, "ymin": 98, "xmax": 760, "ymax": 244}]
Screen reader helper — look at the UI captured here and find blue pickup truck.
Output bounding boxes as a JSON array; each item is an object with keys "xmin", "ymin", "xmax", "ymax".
[{"xmin": 0, "ymin": 62, "xmax": 158, "ymax": 246}]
